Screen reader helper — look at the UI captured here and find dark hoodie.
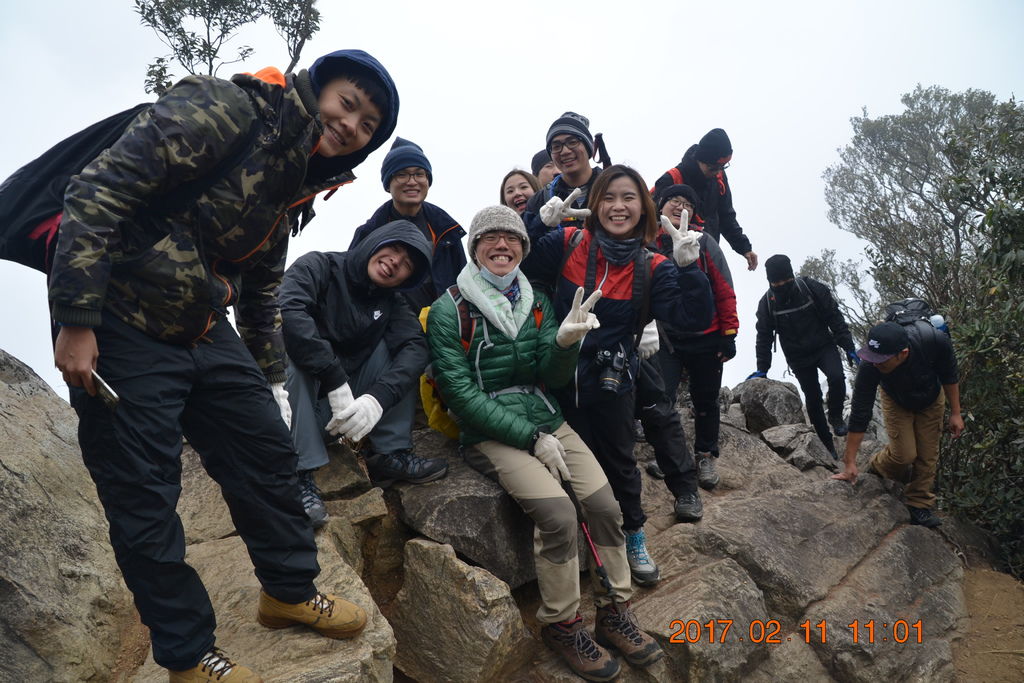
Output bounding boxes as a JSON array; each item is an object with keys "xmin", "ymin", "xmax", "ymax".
[
  {"xmin": 652, "ymin": 145, "xmax": 752, "ymax": 256},
  {"xmin": 280, "ymin": 220, "xmax": 432, "ymax": 411}
]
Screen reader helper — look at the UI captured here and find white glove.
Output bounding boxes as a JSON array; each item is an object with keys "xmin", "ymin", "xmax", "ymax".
[
  {"xmin": 660, "ymin": 214, "xmax": 700, "ymax": 267},
  {"xmin": 638, "ymin": 321, "xmax": 660, "ymax": 360},
  {"xmin": 533, "ymin": 433, "xmax": 570, "ymax": 482},
  {"xmin": 331, "ymin": 394, "xmax": 383, "ymax": 442},
  {"xmin": 325, "ymin": 383, "xmax": 355, "ymax": 435},
  {"xmin": 556, "ymin": 287, "xmax": 602, "ymax": 348},
  {"xmin": 270, "ymin": 382, "xmax": 292, "ymax": 429},
  {"xmin": 539, "ymin": 187, "xmax": 592, "ymax": 227}
]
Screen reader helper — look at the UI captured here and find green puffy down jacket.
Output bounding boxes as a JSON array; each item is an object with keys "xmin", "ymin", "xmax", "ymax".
[{"xmin": 426, "ymin": 289, "xmax": 579, "ymax": 450}]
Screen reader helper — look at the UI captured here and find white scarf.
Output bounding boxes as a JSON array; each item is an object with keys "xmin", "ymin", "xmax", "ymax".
[{"xmin": 455, "ymin": 262, "xmax": 534, "ymax": 339}]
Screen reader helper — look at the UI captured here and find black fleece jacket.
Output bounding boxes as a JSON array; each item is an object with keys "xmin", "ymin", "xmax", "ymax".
[{"xmin": 280, "ymin": 220, "xmax": 432, "ymax": 411}]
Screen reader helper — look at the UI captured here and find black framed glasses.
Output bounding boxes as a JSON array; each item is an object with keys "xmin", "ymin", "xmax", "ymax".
[
  {"xmin": 549, "ymin": 137, "xmax": 583, "ymax": 154},
  {"xmin": 479, "ymin": 232, "xmax": 523, "ymax": 245},
  {"xmin": 392, "ymin": 170, "xmax": 428, "ymax": 183}
]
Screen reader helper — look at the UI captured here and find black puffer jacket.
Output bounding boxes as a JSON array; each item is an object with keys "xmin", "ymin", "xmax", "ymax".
[
  {"xmin": 754, "ymin": 276, "xmax": 855, "ymax": 371},
  {"xmin": 280, "ymin": 220, "xmax": 431, "ymax": 411}
]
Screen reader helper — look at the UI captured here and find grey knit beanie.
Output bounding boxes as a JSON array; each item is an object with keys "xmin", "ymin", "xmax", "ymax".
[
  {"xmin": 546, "ymin": 111, "xmax": 594, "ymax": 157},
  {"xmin": 467, "ymin": 205, "xmax": 531, "ymax": 265}
]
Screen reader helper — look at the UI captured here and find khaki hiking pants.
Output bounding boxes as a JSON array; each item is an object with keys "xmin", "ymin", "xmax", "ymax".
[
  {"xmin": 464, "ymin": 422, "xmax": 632, "ymax": 623},
  {"xmin": 871, "ymin": 389, "xmax": 945, "ymax": 509}
]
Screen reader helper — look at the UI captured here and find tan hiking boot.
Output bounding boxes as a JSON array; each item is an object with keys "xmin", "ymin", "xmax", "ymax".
[
  {"xmin": 257, "ymin": 590, "xmax": 366, "ymax": 639},
  {"xmin": 595, "ymin": 602, "xmax": 665, "ymax": 667},
  {"xmin": 167, "ymin": 647, "xmax": 262, "ymax": 682},
  {"xmin": 540, "ymin": 616, "xmax": 620, "ymax": 682}
]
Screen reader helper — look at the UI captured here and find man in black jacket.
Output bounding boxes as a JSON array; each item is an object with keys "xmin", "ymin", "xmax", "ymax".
[
  {"xmin": 348, "ymin": 138, "xmax": 466, "ymax": 313},
  {"xmin": 750, "ymin": 255, "xmax": 859, "ymax": 455},
  {"xmin": 652, "ymin": 128, "xmax": 758, "ymax": 271},
  {"xmin": 282, "ymin": 220, "xmax": 449, "ymax": 528},
  {"xmin": 832, "ymin": 321, "xmax": 963, "ymax": 529}
]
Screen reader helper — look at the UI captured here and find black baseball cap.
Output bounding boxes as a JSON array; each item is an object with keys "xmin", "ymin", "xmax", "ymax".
[{"xmin": 857, "ymin": 322, "xmax": 909, "ymax": 363}]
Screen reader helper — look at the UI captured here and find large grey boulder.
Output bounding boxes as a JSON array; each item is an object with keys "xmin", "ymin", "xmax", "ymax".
[
  {"xmin": 734, "ymin": 378, "xmax": 806, "ymax": 433},
  {"xmin": 761, "ymin": 423, "xmax": 839, "ymax": 472},
  {"xmin": 391, "ymin": 539, "xmax": 531, "ymax": 682},
  {"xmin": 0, "ymin": 349, "xmax": 134, "ymax": 683},
  {"xmin": 693, "ymin": 477, "xmax": 908, "ymax": 619},
  {"xmin": 131, "ymin": 533, "xmax": 394, "ymax": 682},
  {"xmin": 803, "ymin": 525, "xmax": 966, "ymax": 682},
  {"xmin": 396, "ymin": 430, "xmax": 536, "ymax": 588}
]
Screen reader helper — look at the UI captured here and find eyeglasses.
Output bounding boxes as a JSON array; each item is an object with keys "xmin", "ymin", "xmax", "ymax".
[
  {"xmin": 705, "ymin": 162, "xmax": 730, "ymax": 173},
  {"xmin": 549, "ymin": 137, "xmax": 583, "ymax": 154},
  {"xmin": 392, "ymin": 170, "xmax": 428, "ymax": 183},
  {"xmin": 666, "ymin": 197, "xmax": 694, "ymax": 210},
  {"xmin": 479, "ymin": 232, "xmax": 523, "ymax": 245}
]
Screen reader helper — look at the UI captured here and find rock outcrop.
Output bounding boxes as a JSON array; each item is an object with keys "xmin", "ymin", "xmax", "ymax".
[
  {"xmin": 0, "ymin": 349, "xmax": 133, "ymax": 683},
  {"xmin": 2, "ymin": 349, "xmax": 1014, "ymax": 683}
]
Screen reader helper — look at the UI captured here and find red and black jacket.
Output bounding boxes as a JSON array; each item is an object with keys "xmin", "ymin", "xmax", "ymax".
[{"xmin": 523, "ymin": 226, "xmax": 712, "ymax": 406}]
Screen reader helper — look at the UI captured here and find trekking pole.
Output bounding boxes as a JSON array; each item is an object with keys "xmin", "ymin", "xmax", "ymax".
[{"xmin": 559, "ymin": 475, "xmax": 619, "ymax": 602}]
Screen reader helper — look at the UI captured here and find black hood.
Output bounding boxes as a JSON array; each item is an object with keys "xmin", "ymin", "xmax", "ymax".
[{"xmin": 344, "ymin": 219, "xmax": 432, "ymax": 292}]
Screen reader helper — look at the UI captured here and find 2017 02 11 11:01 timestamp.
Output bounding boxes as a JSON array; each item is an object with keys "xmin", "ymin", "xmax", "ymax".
[{"xmin": 668, "ymin": 619, "xmax": 925, "ymax": 644}]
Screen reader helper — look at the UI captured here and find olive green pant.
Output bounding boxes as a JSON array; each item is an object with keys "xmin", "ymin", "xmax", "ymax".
[
  {"xmin": 465, "ymin": 422, "xmax": 633, "ymax": 623},
  {"xmin": 871, "ymin": 389, "xmax": 945, "ymax": 509}
]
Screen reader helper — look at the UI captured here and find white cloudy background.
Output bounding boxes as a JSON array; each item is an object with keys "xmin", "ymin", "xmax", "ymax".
[{"xmin": 1, "ymin": 0, "xmax": 1021, "ymax": 399}]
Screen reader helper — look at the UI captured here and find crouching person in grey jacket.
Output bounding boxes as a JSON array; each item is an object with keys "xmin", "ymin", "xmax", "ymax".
[
  {"xmin": 426, "ymin": 206, "xmax": 664, "ymax": 681},
  {"xmin": 281, "ymin": 220, "xmax": 449, "ymax": 528}
]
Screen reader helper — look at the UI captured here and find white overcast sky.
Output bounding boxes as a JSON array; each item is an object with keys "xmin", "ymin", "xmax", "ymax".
[{"xmin": 1, "ymin": 0, "xmax": 1022, "ymax": 399}]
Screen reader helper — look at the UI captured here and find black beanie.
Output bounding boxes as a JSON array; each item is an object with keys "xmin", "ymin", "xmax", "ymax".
[
  {"xmin": 531, "ymin": 149, "xmax": 552, "ymax": 176},
  {"xmin": 696, "ymin": 128, "xmax": 733, "ymax": 165},
  {"xmin": 765, "ymin": 255, "xmax": 794, "ymax": 282},
  {"xmin": 546, "ymin": 112, "xmax": 594, "ymax": 157},
  {"xmin": 654, "ymin": 184, "xmax": 701, "ymax": 212}
]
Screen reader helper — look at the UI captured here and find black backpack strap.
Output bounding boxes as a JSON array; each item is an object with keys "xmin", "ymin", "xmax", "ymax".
[
  {"xmin": 558, "ymin": 228, "xmax": 585, "ymax": 278},
  {"xmin": 632, "ymin": 249, "xmax": 654, "ymax": 349}
]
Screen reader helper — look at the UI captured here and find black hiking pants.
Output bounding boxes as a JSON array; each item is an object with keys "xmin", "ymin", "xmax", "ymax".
[
  {"xmin": 635, "ymin": 357, "xmax": 699, "ymax": 498},
  {"xmin": 791, "ymin": 346, "xmax": 846, "ymax": 451},
  {"xmin": 561, "ymin": 389, "xmax": 646, "ymax": 531},
  {"xmin": 657, "ymin": 337, "xmax": 724, "ymax": 457},
  {"xmin": 70, "ymin": 316, "xmax": 319, "ymax": 671}
]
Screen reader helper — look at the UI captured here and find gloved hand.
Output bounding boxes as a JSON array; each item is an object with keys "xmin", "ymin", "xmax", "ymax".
[
  {"xmin": 556, "ymin": 287, "xmax": 602, "ymax": 348},
  {"xmin": 270, "ymin": 382, "xmax": 292, "ymax": 428},
  {"xmin": 533, "ymin": 432, "xmax": 570, "ymax": 481},
  {"xmin": 325, "ymin": 383, "xmax": 356, "ymax": 435},
  {"xmin": 330, "ymin": 394, "xmax": 383, "ymax": 442},
  {"xmin": 638, "ymin": 321, "xmax": 660, "ymax": 360},
  {"xmin": 746, "ymin": 370, "xmax": 767, "ymax": 380},
  {"xmin": 540, "ymin": 187, "xmax": 592, "ymax": 227},
  {"xmin": 659, "ymin": 214, "xmax": 700, "ymax": 267},
  {"xmin": 846, "ymin": 350, "xmax": 861, "ymax": 368},
  {"xmin": 718, "ymin": 334, "xmax": 737, "ymax": 362}
]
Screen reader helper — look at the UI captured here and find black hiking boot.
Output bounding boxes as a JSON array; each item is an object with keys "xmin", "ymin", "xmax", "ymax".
[
  {"xmin": 365, "ymin": 449, "xmax": 448, "ymax": 488},
  {"xmin": 595, "ymin": 602, "xmax": 665, "ymax": 667},
  {"xmin": 908, "ymin": 506, "xmax": 942, "ymax": 529},
  {"xmin": 541, "ymin": 616, "xmax": 620, "ymax": 682},
  {"xmin": 646, "ymin": 461, "xmax": 665, "ymax": 479},
  {"xmin": 674, "ymin": 492, "xmax": 703, "ymax": 523},
  {"xmin": 298, "ymin": 469, "xmax": 328, "ymax": 529}
]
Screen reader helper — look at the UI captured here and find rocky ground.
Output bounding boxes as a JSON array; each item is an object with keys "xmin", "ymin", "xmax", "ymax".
[{"xmin": 2, "ymin": 347, "xmax": 1022, "ymax": 682}]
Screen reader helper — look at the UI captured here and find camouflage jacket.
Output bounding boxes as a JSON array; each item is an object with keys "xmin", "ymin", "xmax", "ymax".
[{"xmin": 48, "ymin": 69, "xmax": 360, "ymax": 382}]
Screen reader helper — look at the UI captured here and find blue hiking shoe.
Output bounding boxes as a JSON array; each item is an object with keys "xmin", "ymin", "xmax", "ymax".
[{"xmin": 625, "ymin": 529, "xmax": 660, "ymax": 586}]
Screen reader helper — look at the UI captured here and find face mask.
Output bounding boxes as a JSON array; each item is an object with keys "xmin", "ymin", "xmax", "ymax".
[{"xmin": 479, "ymin": 264, "xmax": 520, "ymax": 290}]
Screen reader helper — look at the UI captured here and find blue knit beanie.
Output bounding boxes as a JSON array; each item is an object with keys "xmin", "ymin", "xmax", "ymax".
[{"xmin": 381, "ymin": 137, "xmax": 432, "ymax": 190}]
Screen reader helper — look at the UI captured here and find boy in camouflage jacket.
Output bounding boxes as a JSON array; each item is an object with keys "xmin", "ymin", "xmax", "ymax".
[{"xmin": 49, "ymin": 50, "xmax": 399, "ymax": 681}]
